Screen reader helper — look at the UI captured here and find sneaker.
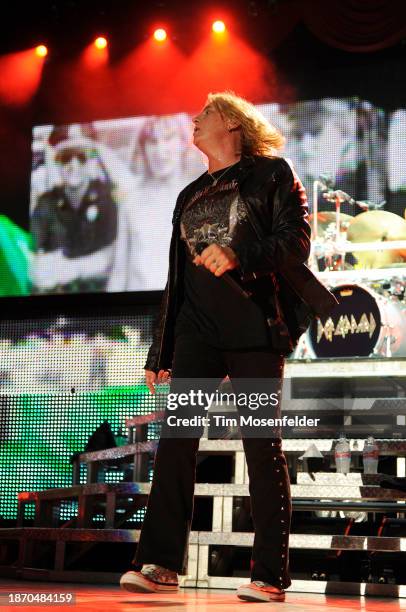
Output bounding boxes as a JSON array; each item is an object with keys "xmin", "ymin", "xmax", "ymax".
[
  {"xmin": 236, "ymin": 581, "xmax": 286, "ymax": 602},
  {"xmin": 120, "ymin": 564, "xmax": 179, "ymax": 593}
]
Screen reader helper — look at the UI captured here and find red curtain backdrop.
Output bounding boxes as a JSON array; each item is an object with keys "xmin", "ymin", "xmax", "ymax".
[{"xmin": 265, "ymin": 0, "xmax": 406, "ymax": 53}]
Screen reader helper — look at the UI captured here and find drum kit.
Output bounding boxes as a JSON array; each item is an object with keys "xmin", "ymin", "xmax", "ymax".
[
  {"xmin": 297, "ymin": 181, "xmax": 406, "ymax": 359},
  {"xmin": 310, "ymin": 185, "xmax": 406, "ymax": 272}
]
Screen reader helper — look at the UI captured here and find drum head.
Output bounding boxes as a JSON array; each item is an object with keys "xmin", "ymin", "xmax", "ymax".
[{"xmin": 309, "ymin": 284, "xmax": 381, "ymax": 358}]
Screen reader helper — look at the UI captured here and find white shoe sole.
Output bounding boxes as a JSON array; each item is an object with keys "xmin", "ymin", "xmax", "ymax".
[
  {"xmin": 237, "ymin": 586, "xmax": 285, "ymax": 602},
  {"xmin": 120, "ymin": 572, "xmax": 179, "ymax": 593}
]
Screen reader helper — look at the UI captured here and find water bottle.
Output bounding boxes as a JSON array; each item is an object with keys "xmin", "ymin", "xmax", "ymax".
[
  {"xmin": 363, "ymin": 436, "xmax": 379, "ymax": 474},
  {"xmin": 335, "ymin": 434, "xmax": 351, "ymax": 474}
]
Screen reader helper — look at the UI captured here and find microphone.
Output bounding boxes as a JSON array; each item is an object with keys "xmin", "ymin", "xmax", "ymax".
[
  {"xmin": 322, "ymin": 191, "xmax": 386, "ymax": 211},
  {"xmin": 355, "ymin": 199, "xmax": 386, "ymax": 211},
  {"xmin": 195, "ymin": 241, "xmax": 251, "ymax": 299},
  {"xmin": 322, "ymin": 189, "xmax": 355, "ymax": 205}
]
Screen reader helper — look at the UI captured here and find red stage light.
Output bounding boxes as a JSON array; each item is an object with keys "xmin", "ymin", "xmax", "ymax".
[
  {"xmin": 153, "ymin": 28, "xmax": 167, "ymax": 42},
  {"xmin": 212, "ymin": 20, "xmax": 226, "ymax": 34},
  {"xmin": 94, "ymin": 37, "xmax": 107, "ymax": 50},
  {"xmin": 35, "ymin": 45, "xmax": 48, "ymax": 58}
]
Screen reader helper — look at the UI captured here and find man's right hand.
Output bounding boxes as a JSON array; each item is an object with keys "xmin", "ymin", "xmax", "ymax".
[{"xmin": 145, "ymin": 369, "xmax": 171, "ymax": 394}]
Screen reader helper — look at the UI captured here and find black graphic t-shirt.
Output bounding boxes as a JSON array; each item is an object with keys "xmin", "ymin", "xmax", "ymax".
[{"xmin": 175, "ymin": 164, "xmax": 272, "ymax": 349}]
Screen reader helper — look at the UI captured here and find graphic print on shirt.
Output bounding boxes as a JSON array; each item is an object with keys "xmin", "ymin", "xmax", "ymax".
[{"xmin": 180, "ymin": 178, "xmax": 248, "ymax": 257}]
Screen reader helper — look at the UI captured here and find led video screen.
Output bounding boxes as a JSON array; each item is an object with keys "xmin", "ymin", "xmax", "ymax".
[
  {"xmin": 25, "ymin": 97, "xmax": 400, "ymax": 296},
  {"xmin": 0, "ymin": 313, "xmax": 159, "ymax": 520},
  {"xmin": 30, "ymin": 114, "xmax": 205, "ymax": 293}
]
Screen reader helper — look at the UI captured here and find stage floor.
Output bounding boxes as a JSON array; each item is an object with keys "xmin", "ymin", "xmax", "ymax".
[{"xmin": 1, "ymin": 579, "xmax": 406, "ymax": 611}]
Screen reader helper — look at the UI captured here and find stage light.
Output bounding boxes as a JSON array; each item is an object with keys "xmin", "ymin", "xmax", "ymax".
[
  {"xmin": 212, "ymin": 20, "xmax": 226, "ymax": 34},
  {"xmin": 153, "ymin": 28, "xmax": 167, "ymax": 42},
  {"xmin": 94, "ymin": 37, "xmax": 107, "ymax": 50},
  {"xmin": 35, "ymin": 45, "xmax": 48, "ymax": 58}
]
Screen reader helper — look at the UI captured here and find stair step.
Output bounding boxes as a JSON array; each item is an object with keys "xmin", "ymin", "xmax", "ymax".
[
  {"xmin": 75, "ymin": 438, "xmax": 406, "ymax": 465},
  {"xmin": 2, "ymin": 527, "xmax": 406, "ymax": 552},
  {"xmin": 18, "ymin": 481, "xmax": 406, "ymax": 502}
]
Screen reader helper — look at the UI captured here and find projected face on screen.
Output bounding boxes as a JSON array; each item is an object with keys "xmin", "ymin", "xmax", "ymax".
[
  {"xmin": 282, "ymin": 100, "xmax": 358, "ymax": 200},
  {"xmin": 29, "ymin": 114, "xmax": 204, "ymax": 294},
  {"xmin": 140, "ymin": 116, "xmax": 186, "ymax": 180},
  {"xmin": 26, "ymin": 98, "xmax": 393, "ymax": 297},
  {"xmin": 56, "ymin": 148, "xmax": 89, "ymax": 189},
  {"xmin": 29, "ymin": 131, "xmax": 119, "ymax": 294}
]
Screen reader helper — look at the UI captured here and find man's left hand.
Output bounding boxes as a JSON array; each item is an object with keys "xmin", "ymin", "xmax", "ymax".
[{"xmin": 193, "ymin": 244, "xmax": 239, "ymax": 277}]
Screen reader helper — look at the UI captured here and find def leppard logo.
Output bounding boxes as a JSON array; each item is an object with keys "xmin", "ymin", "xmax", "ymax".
[{"xmin": 317, "ymin": 313, "xmax": 377, "ymax": 342}]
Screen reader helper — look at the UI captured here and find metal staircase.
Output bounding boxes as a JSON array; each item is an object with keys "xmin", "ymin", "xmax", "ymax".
[{"xmin": 1, "ymin": 409, "xmax": 406, "ymax": 596}]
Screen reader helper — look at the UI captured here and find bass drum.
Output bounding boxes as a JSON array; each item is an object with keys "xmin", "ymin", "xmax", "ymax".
[{"xmin": 307, "ymin": 284, "xmax": 406, "ymax": 358}]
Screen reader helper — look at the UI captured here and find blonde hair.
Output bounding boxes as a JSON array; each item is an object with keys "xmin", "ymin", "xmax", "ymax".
[{"xmin": 207, "ymin": 91, "xmax": 285, "ymax": 157}]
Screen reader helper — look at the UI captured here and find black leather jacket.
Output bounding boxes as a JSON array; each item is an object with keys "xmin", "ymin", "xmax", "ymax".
[{"xmin": 145, "ymin": 155, "xmax": 338, "ymax": 372}]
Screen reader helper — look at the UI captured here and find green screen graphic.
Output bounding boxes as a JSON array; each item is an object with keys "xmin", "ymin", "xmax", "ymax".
[
  {"xmin": 0, "ymin": 215, "xmax": 33, "ymax": 296},
  {"xmin": 0, "ymin": 314, "xmax": 158, "ymax": 521}
]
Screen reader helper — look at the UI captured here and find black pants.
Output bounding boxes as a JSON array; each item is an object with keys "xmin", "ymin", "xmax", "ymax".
[{"xmin": 133, "ymin": 334, "xmax": 292, "ymax": 590}]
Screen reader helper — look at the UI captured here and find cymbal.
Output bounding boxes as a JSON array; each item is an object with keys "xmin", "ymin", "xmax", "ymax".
[
  {"xmin": 347, "ymin": 210, "xmax": 406, "ymax": 268},
  {"xmin": 309, "ymin": 211, "xmax": 353, "ymax": 238}
]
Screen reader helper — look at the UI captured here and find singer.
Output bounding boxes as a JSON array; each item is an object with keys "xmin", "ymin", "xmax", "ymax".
[{"xmin": 120, "ymin": 92, "xmax": 336, "ymax": 601}]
